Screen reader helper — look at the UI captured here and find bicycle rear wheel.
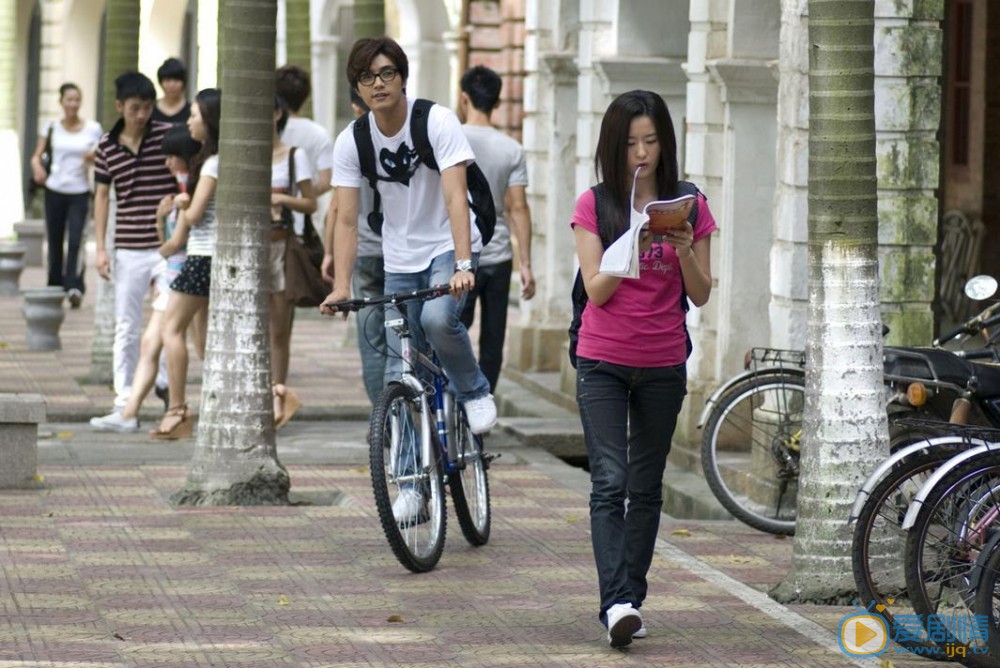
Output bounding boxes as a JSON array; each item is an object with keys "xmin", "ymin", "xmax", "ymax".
[
  {"xmin": 450, "ymin": 404, "xmax": 491, "ymax": 546},
  {"xmin": 700, "ymin": 373, "xmax": 804, "ymax": 535},
  {"xmin": 974, "ymin": 541, "xmax": 1000, "ymax": 660},
  {"xmin": 904, "ymin": 456, "xmax": 1000, "ymax": 654},
  {"xmin": 851, "ymin": 446, "xmax": 962, "ymax": 655},
  {"xmin": 370, "ymin": 382, "xmax": 446, "ymax": 573}
]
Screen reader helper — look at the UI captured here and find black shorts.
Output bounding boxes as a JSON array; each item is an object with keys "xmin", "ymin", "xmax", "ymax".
[{"xmin": 170, "ymin": 255, "xmax": 212, "ymax": 297}]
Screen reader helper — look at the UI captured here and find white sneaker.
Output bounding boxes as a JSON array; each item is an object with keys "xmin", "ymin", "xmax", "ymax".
[
  {"xmin": 392, "ymin": 488, "xmax": 427, "ymax": 525},
  {"xmin": 89, "ymin": 411, "xmax": 139, "ymax": 433},
  {"xmin": 464, "ymin": 394, "xmax": 497, "ymax": 435},
  {"xmin": 606, "ymin": 603, "xmax": 642, "ymax": 648},
  {"xmin": 633, "ymin": 625, "xmax": 648, "ymax": 639}
]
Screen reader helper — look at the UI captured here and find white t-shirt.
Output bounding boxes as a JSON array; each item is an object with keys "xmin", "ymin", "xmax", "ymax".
[
  {"xmin": 41, "ymin": 119, "xmax": 103, "ymax": 195},
  {"xmin": 281, "ymin": 118, "xmax": 330, "ymax": 235},
  {"xmin": 185, "ymin": 155, "xmax": 219, "ymax": 257},
  {"xmin": 462, "ymin": 125, "xmax": 528, "ymax": 266},
  {"xmin": 272, "ymin": 146, "xmax": 313, "ymax": 229},
  {"xmin": 282, "ymin": 117, "xmax": 333, "ymax": 175},
  {"xmin": 332, "ymin": 98, "xmax": 480, "ymax": 274}
]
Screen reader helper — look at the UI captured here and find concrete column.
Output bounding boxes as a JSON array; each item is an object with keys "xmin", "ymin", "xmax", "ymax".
[
  {"xmin": 706, "ymin": 0, "xmax": 780, "ymax": 379},
  {"xmin": 771, "ymin": 0, "xmax": 810, "ymax": 350},
  {"xmin": 505, "ymin": 0, "xmax": 580, "ymax": 376},
  {"xmin": 872, "ymin": 1, "xmax": 943, "ymax": 344}
]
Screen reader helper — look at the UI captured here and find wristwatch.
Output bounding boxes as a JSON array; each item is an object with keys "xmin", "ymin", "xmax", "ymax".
[{"xmin": 454, "ymin": 259, "xmax": 474, "ymax": 273}]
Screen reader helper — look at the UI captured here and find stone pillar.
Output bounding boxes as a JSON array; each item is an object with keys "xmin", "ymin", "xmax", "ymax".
[
  {"xmin": 873, "ymin": 2, "xmax": 942, "ymax": 344},
  {"xmin": 680, "ymin": 0, "xmax": 729, "ymax": 440},
  {"xmin": 772, "ymin": 0, "xmax": 943, "ymax": 349},
  {"xmin": 0, "ymin": 394, "xmax": 44, "ymax": 489},
  {"xmin": 707, "ymin": 0, "xmax": 780, "ymax": 379},
  {"xmin": 505, "ymin": 1, "xmax": 581, "ymax": 380},
  {"xmin": 771, "ymin": 0, "xmax": 810, "ymax": 350}
]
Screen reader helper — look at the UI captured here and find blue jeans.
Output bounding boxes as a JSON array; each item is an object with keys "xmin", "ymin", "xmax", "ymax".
[
  {"xmin": 575, "ymin": 357, "xmax": 687, "ymax": 622},
  {"xmin": 353, "ymin": 255, "xmax": 386, "ymax": 405},
  {"xmin": 459, "ymin": 260, "xmax": 512, "ymax": 393},
  {"xmin": 383, "ymin": 250, "xmax": 491, "ymax": 403}
]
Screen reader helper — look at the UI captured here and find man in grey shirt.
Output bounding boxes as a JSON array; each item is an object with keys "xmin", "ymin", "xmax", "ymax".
[
  {"xmin": 322, "ymin": 90, "xmax": 386, "ymax": 405},
  {"xmin": 458, "ymin": 66, "xmax": 535, "ymax": 392}
]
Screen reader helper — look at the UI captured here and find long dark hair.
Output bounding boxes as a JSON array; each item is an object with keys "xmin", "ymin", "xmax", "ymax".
[
  {"xmin": 594, "ymin": 90, "xmax": 679, "ymax": 238},
  {"xmin": 187, "ymin": 88, "xmax": 221, "ymax": 192}
]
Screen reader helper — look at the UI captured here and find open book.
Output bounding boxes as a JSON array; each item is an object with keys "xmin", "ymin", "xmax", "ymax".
[{"xmin": 598, "ymin": 168, "xmax": 696, "ymax": 278}]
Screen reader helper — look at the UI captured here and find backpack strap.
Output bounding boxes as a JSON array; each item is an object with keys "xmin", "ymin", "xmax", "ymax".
[
  {"xmin": 590, "ymin": 184, "xmax": 614, "ymax": 249},
  {"xmin": 409, "ymin": 99, "xmax": 438, "ymax": 171},
  {"xmin": 352, "ymin": 112, "xmax": 385, "ymax": 233}
]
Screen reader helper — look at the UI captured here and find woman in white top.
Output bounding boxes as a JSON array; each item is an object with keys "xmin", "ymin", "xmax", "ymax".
[
  {"xmin": 270, "ymin": 96, "xmax": 317, "ymax": 429},
  {"xmin": 151, "ymin": 88, "xmax": 221, "ymax": 441},
  {"xmin": 29, "ymin": 83, "xmax": 103, "ymax": 308}
]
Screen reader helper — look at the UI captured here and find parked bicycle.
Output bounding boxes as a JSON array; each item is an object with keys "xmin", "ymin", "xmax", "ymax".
[
  {"xmin": 324, "ymin": 285, "xmax": 495, "ymax": 572},
  {"xmin": 699, "ymin": 276, "xmax": 1000, "ymax": 536},
  {"xmin": 849, "ymin": 418, "xmax": 1000, "ymax": 659}
]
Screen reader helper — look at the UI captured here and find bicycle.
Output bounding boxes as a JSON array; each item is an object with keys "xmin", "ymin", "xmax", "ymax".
[
  {"xmin": 698, "ymin": 347, "xmax": 806, "ymax": 535},
  {"xmin": 700, "ymin": 276, "xmax": 1000, "ymax": 536},
  {"xmin": 849, "ymin": 418, "xmax": 994, "ymax": 656},
  {"xmin": 325, "ymin": 285, "xmax": 495, "ymax": 572}
]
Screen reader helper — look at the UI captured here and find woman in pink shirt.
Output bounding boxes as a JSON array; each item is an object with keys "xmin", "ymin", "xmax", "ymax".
[{"xmin": 570, "ymin": 90, "xmax": 717, "ymax": 647}]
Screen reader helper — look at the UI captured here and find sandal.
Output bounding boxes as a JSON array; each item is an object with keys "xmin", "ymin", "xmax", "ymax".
[
  {"xmin": 149, "ymin": 404, "xmax": 193, "ymax": 440},
  {"xmin": 273, "ymin": 385, "xmax": 301, "ymax": 430}
]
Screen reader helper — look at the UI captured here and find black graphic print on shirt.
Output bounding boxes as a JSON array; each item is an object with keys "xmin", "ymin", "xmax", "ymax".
[{"xmin": 379, "ymin": 143, "xmax": 421, "ymax": 185}]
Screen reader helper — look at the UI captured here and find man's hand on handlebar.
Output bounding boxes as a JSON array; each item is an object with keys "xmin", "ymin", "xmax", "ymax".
[{"xmin": 319, "ymin": 287, "xmax": 352, "ymax": 318}]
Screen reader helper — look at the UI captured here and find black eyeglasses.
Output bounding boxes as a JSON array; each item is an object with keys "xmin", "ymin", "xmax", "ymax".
[{"xmin": 357, "ymin": 68, "xmax": 398, "ymax": 87}]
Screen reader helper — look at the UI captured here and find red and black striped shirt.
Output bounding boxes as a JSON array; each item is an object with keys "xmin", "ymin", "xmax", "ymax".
[{"xmin": 94, "ymin": 119, "xmax": 178, "ymax": 249}]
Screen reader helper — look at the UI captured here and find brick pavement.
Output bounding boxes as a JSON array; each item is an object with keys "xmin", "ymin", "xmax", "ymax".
[{"xmin": 0, "ymin": 251, "xmax": 955, "ymax": 666}]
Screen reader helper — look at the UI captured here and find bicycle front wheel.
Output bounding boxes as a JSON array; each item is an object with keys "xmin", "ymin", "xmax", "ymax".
[
  {"xmin": 450, "ymin": 404, "xmax": 491, "ymax": 546},
  {"xmin": 700, "ymin": 373, "xmax": 805, "ymax": 535},
  {"xmin": 370, "ymin": 382, "xmax": 446, "ymax": 573}
]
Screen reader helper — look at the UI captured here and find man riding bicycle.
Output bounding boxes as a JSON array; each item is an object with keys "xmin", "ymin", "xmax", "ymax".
[{"xmin": 320, "ymin": 38, "xmax": 497, "ymax": 518}]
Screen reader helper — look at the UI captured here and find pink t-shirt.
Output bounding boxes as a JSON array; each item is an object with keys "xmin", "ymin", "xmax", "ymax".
[{"xmin": 570, "ymin": 187, "xmax": 718, "ymax": 367}]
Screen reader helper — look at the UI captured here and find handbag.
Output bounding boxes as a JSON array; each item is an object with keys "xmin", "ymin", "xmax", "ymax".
[
  {"xmin": 27, "ymin": 123, "xmax": 54, "ymax": 197},
  {"xmin": 283, "ymin": 148, "xmax": 328, "ymax": 307}
]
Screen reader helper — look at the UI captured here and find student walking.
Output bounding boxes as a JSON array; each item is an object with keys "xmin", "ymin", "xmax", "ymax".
[
  {"xmin": 151, "ymin": 88, "xmax": 222, "ymax": 440},
  {"xmin": 90, "ymin": 71, "xmax": 179, "ymax": 422},
  {"xmin": 29, "ymin": 83, "xmax": 102, "ymax": 309},
  {"xmin": 457, "ymin": 65, "xmax": 535, "ymax": 392},
  {"xmin": 572, "ymin": 90, "xmax": 716, "ymax": 647},
  {"xmin": 89, "ymin": 125, "xmax": 204, "ymax": 433},
  {"xmin": 152, "ymin": 58, "xmax": 191, "ymax": 125},
  {"xmin": 270, "ymin": 96, "xmax": 318, "ymax": 428}
]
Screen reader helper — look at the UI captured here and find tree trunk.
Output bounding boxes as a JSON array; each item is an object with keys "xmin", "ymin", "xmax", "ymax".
[
  {"xmin": 171, "ymin": 0, "xmax": 289, "ymax": 507},
  {"xmin": 89, "ymin": 0, "xmax": 141, "ymax": 384},
  {"xmin": 354, "ymin": 0, "xmax": 385, "ymax": 38},
  {"xmin": 284, "ymin": 0, "xmax": 312, "ymax": 118},
  {"xmin": 771, "ymin": 0, "xmax": 889, "ymax": 604}
]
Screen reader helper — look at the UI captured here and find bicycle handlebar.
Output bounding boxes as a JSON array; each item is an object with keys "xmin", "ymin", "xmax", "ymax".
[
  {"xmin": 322, "ymin": 284, "xmax": 452, "ymax": 313},
  {"xmin": 933, "ymin": 302, "xmax": 1000, "ymax": 347}
]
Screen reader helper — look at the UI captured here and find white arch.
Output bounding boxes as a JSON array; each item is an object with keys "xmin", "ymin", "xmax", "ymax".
[
  {"xmin": 140, "ymin": 0, "xmax": 189, "ymax": 94},
  {"xmin": 63, "ymin": 0, "xmax": 104, "ymax": 121},
  {"xmin": 392, "ymin": 0, "xmax": 454, "ymax": 106}
]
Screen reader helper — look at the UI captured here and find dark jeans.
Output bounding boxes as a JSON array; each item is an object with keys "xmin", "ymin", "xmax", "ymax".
[
  {"xmin": 575, "ymin": 357, "xmax": 687, "ymax": 622},
  {"xmin": 43, "ymin": 190, "xmax": 89, "ymax": 293},
  {"xmin": 352, "ymin": 255, "xmax": 386, "ymax": 405},
  {"xmin": 458, "ymin": 260, "xmax": 512, "ymax": 393}
]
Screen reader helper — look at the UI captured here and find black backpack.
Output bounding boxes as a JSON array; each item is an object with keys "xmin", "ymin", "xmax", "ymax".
[
  {"xmin": 352, "ymin": 98, "xmax": 496, "ymax": 245},
  {"xmin": 567, "ymin": 181, "xmax": 701, "ymax": 369}
]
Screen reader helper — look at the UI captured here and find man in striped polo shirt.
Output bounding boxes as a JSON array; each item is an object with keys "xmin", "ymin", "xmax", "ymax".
[{"xmin": 91, "ymin": 71, "xmax": 178, "ymax": 425}]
